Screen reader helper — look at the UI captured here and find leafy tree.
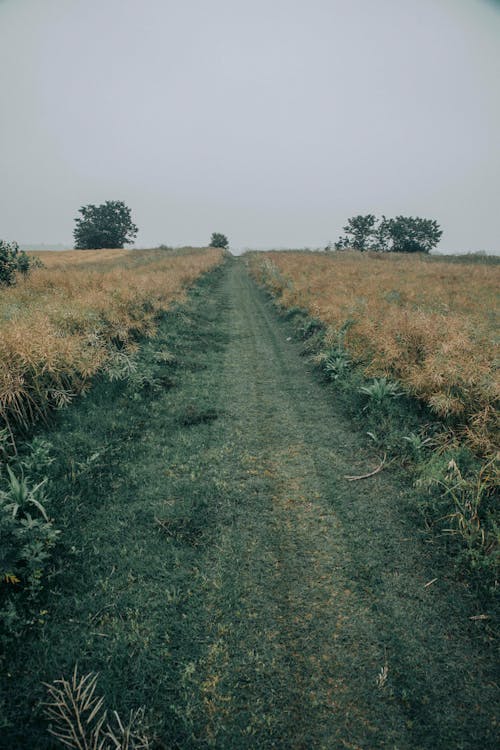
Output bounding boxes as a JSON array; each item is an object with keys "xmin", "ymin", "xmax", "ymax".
[
  {"xmin": 73, "ymin": 200, "xmax": 138, "ymax": 249},
  {"xmin": 0, "ymin": 240, "xmax": 41, "ymax": 286},
  {"xmin": 371, "ymin": 214, "xmax": 391, "ymax": 252},
  {"xmin": 334, "ymin": 214, "xmax": 376, "ymax": 251},
  {"xmin": 380, "ymin": 216, "xmax": 442, "ymax": 253},
  {"xmin": 209, "ymin": 232, "xmax": 229, "ymax": 249},
  {"xmin": 335, "ymin": 214, "xmax": 442, "ymax": 253}
]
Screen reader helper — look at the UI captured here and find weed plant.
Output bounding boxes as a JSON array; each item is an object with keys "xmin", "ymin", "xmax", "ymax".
[{"xmin": 0, "ymin": 439, "xmax": 60, "ymax": 645}]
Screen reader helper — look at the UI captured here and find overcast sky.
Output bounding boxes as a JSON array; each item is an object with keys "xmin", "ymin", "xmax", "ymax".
[{"xmin": 1, "ymin": 0, "xmax": 499, "ymax": 252}]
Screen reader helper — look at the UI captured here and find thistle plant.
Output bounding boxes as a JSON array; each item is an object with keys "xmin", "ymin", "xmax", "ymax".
[
  {"xmin": 360, "ymin": 377, "xmax": 401, "ymax": 407},
  {"xmin": 324, "ymin": 349, "xmax": 350, "ymax": 381},
  {"xmin": 0, "ymin": 463, "xmax": 60, "ymax": 628}
]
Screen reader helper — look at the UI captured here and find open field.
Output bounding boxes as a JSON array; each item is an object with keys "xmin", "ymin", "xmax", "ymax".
[
  {"xmin": 248, "ymin": 250, "xmax": 499, "ymax": 456},
  {"xmin": 1, "ymin": 259, "xmax": 497, "ymax": 749},
  {"xmin": 248, "ymin": 250, "xmax": 499, "ymax": 589},
  {"xmin": 0, "ymin": 247, "xmax": 224, "ymax": 442},
  {"xmin": 0, "ymin": 253, "xmax": 498, "ymax": 748}
]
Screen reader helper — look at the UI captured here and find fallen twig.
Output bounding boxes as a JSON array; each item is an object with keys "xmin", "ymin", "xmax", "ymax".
[{"xmin": 344, "ymin": 454, "xmax": 386, "ymax": 481}]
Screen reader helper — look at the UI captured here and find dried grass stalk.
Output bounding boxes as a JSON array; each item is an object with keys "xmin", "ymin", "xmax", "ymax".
[{"xmin": 44, "ymin": 666, "xmax": 152, "ymax": 750}]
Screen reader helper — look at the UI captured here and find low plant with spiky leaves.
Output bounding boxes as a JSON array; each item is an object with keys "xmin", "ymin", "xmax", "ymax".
[
  {"xmin": 44, "ymin": 667, "xmax": 151, "ymax": 750},
  {"xmin": 0, "ymin": 448, "xmax": 60, "ymax": 639},
  {"xmin": 360, "ymin": 377, "xmax": 401, "ymax": 406}
]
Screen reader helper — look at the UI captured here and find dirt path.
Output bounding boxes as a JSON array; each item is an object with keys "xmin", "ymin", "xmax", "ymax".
[{"xmin": 188, "ymin": 260, "xmax": 496, "ymax": 748}]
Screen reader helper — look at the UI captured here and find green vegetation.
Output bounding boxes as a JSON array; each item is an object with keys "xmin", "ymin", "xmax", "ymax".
[
  {"xmin": 209, "ymin": 232, "xmax": 229, "ymax": 249},
  {"xmin": 73, "ymin": 200, "xmax": 138, "ymax": 249},
  {"xmin": 0, "ymin": 258, "xmax": 497, "ymax": 749},
  {"xmin": 317, "ymin": 315, "xmax": 498, "ymax": 590},
  {"xmin": 0, "ymin": 441, "xmax": 60, "ymax": 642},
  {"xmin": 249, "ymin": 249, "xmax": 499, "ymax": 589},
  {"xmin": 0, "ymin": 240, "xmax": 41, "ymax": 286},
  {"xmin": 335, "ymin": 214, "xmax": 443, "ymax": 252}
]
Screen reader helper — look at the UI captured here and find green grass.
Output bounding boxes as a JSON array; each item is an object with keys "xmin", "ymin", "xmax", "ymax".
[
  {"xmin": 0, "ymin": 258, "xmax": 497, "ymax": 749},
  {"xmin": 0, "ymin": 263, "xmax": 230, "ymax": 747}
]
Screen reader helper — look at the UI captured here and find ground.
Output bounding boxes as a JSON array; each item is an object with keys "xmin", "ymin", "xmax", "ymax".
[{"xmin": 1, "ymin": 258, "xmax": 497, "ymax": 749}]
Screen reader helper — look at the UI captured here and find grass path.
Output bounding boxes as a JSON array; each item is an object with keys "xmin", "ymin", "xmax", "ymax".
[
  {"xmin": 190, "ymin": 260, "xmax": 496, "ymax": 748},
  {"xmin": 1, "ymin": 258, "xmax": 496, "ymax": 748}
]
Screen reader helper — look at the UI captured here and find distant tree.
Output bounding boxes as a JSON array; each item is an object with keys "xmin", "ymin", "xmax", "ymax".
[
  {"xmin": 335, "ymin": 214, "xmax": 442, "ymax": 253},
  {"xmin": 334, "ymin": 214, "xmax": 377, "ymax": 251},
  {"xmin": 73, "ymin": 200, "xmax": 138, "ymax": 249},
  {"xmin": 209, "ymin": 232, "xmax": 229, "ymax": 249},
  {"xmin": 0, "ymin": 240, "xmax": 42, "ymax": 286},
  {"xmin": 380, "ymin": 216, "xmax": 442, "ymax": 253}
]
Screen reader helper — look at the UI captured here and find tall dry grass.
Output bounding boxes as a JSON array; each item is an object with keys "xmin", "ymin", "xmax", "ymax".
[
  {"xmin": 0, "ymin": 248, "xmax": 224, "ymax": 441},
  {"xmin": 249, "ymin": 251, "xmax": 499, "ymax": 456}
]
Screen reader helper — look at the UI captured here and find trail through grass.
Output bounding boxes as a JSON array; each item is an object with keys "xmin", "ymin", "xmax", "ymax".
[{"xmin": 1, "ymin": 259, "xmax": 497, "ymax": 748}]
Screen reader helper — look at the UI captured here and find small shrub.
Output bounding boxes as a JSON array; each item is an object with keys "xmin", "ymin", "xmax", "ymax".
[
  {"xmin": 360, "ymin": 377, "xmax": 401, "ymax": 407},
  {"xmin": 416, "ymin": 450, "xmax": 498, "ymax": 587},
  {"xmin": 301, "ymin": 318, "xmax": 323, "ymax": 339},
  {"xmin": 0, "ymin": 448, "xmax": 60, "ymax": 639},
  {"xmin": 324, "ymin": 348, "xmax": 351, "ymax": 381},
  {"xmin": 0, "ymin": 240, "xmax": 41, "ymax": 286},
  {"xmin": 402, "ymin": 431, "xmax": 434, "ymax": 459}
]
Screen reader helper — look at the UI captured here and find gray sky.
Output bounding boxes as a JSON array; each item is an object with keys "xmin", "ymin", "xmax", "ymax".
[{"xmin": 1, "ymin": 0, "xmax": 499, "ymax": 252}]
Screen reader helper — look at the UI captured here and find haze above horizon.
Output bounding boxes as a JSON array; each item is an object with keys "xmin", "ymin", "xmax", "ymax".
[{"xmin": 1, "ymin": 0, "xmax": 499, "ymax": 253}]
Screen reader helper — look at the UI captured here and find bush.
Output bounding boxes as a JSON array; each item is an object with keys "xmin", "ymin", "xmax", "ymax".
[
  {"xmin": 0, "ymin": 442, "xmax": 59, "ymax": 641},
  {"xmin": 0, "ymin": 241, "xmax": 41, "ymax": 286}
]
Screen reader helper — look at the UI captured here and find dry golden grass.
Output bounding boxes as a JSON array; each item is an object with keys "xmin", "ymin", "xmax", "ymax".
[
  {"xmin": 0, "ymin": 248, "xmax": 224, "ymax": 440},
  {"xmin": 249, "ymin": 251, "xmax": 499, "ymax": 455}
]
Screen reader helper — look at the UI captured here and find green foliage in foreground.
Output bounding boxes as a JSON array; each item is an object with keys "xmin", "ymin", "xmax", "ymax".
[{"xmin": 0, "ymin": 438, "xmax": 60, "ymax": 643}]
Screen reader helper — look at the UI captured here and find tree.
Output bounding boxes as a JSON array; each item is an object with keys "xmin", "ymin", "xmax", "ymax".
[
  {"xmin": 334, "ymin": 214, "xmax": 376, "ymax": 251},
  {"xmin": 73, "ymin": 200, "xmax": 138, "ymax": 249},
  {"xmin": 0, "ymin": 240, "xmax": 41, "ymax": 286},
  {"xmin": 209, "ymin": 232, "xmax": 229, "ymax": 249},
  {"xmin": 335, "ymin": 214, "xmax": 442, "ymax": 253},
  {"xmin": 371, "ymin": 214, "xmax": 391, "ymax": 252},
  {"xmin": 380, "ymin": 216, "xmax": 442, "ymax": 253}
]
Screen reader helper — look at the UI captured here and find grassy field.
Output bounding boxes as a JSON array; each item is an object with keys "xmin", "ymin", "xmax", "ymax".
[
  {"xmin": 248, "ymin": 250, "xmax": 499, "ymax": 587},
  {"xmin": 0, "ymin": 247, "xmax": 224, "ymax": 443},
  {"xmin": 0, "ymin": 252, "xmax": 498, "ymax": 748},
  {"xmin": 247, "ymin": 250, "xmax": 499, "ymax": 456}
]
